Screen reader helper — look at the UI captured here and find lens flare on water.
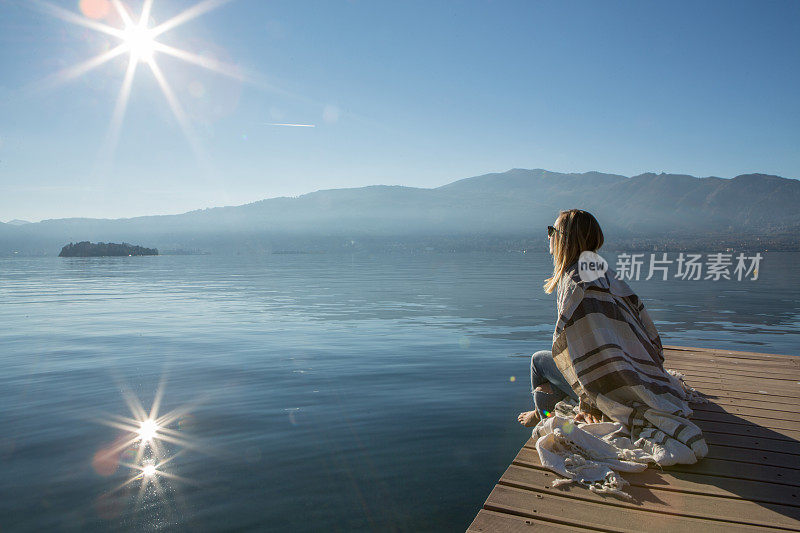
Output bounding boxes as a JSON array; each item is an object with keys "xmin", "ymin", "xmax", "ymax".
[
  {"xmin": 138, "ymin": 419, "xmax": 158, "ymax": 442},
  {"xmin": 92, "ymin": 375, "xmax": 209, "ymax": 519}
]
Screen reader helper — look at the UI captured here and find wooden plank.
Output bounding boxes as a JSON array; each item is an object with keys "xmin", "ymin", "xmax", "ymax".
[
  {"xmin": 664, "ymin": 350, "xmax": 798, "ymax": 363},
  {"xmin": 694, "ymin": 391, "xmax": 800, "ymax": 407},
  {"xmin": 677, "ymin": 368, "xmax": 800, "ymax": 381},
  {"xmin": 665, "ymin": 457, "xmax": 800, "ymax": 486},
  {"xmin": 668, "ymin": 364, "xmax": 800, "ymax": 381},
  {"xmin": 500, "ymin": 464, "xmax": 800, "ymax": 530},
  {"xmin": 664, "ymin": 344, "xmax": 796, "ymax": 355},
  {"xmin": 682, "ymin": 368, "xmax": 800, "ymax": 381},
  {"xmin": 689, "ymin": 410, "xmax": 800, "ymax": 432},
  {"xmin": 663, "ymin": 346, "xmax": 799, "ymax": 360},
  {"xmin": 512, "ymin": 447, "xmax": 800, "ymax": 508},
  {"xmin": 685, "ymin": 375, "xmax": 800, "ymax": 390},
  {"xmin": 687, "ymin": 377, "xmax": 800, "ymax": 391},
  {"xmin": 484, "ymin": 484, "xmax": 776, "ymax": 532},
  {"xmin": 665, "ymin": 353, "xmax": 800, "ymax": 367},
  {"xmin": 664, "ymin": 352, "xmax": 800, "ymax": 372},
  {"xmin": 663, "ymin": 348, "xmax": 799, "ymax": 362},
  {"xmin": 670, "ymin": 356, "xmax": 799, "ymax": 368},
  {"xmin": 689, "ymin": 380, "xmax": 800, "ymax": 393},
  {"xmin": 692, "ymin": 404, "xmax": 800, "ymax": 424},
  {"xmin": 694, "ymin": 419, "xmax": 800, "ymax": 442},
  {"xmin": 692, "ymin": 399, "xmax": 800, "ymax": 419},
  {"xmin": 468, "ymin": 509, "xmax": 595, "ymax": 532},
  {"xmin": 684, "ymin": 380, "xmax": 800, "ymax": 400},
  {"xmin": 663, "ymin": 346, "xmax": 799, "ymax": 361},
  {"xmin": 705, "ymin": 444, "xmax": 800, "ymax": 468},
  {"xmin": 702, "ymin": 431, "xmax": 800, "ymax": 456},
  {"xmin": 699, "ymin": 395, "xmax": 800, "ymax": 409},
  {"xmin": 667, "ymin": 360, "xmax": 799, "ymax": 374}
]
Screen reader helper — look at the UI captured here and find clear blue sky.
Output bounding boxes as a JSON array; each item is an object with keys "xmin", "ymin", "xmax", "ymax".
[{"xmin": 1, "ymin": 0, "xmax": 798, "ymax": 221}]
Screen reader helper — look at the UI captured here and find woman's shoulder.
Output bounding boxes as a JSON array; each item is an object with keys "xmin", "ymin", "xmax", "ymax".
[
  {"xmin": 559, "ymin": 263, "xmax": 639, "ymax": 310},
  {"xmin": 556, "ymin": 266, "xmax": 585, "ymax": 313}
]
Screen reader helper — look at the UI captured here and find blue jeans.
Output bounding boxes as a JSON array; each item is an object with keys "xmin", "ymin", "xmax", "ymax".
[{"xmin": 530, "ymin": 350, "xmax": 578, "ymax": 418}]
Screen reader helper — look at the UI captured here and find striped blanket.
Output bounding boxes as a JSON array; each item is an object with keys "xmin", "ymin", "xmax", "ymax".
[{"xmin": 548, "ymin": 262, "xmax": 707, "ymax": 468}]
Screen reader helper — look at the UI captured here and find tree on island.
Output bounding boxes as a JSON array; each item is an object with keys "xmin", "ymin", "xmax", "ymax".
[{"xmin": 58, "ymin": 241, "xmax": 158, "ymax": 257}]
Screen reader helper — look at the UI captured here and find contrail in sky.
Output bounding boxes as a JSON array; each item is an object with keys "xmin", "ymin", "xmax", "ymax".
[{"xmin": 262, "ymin": 123, "xmax": 316, "ymax": 128}]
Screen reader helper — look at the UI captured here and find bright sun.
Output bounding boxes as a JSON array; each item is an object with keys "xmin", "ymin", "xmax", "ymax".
[
  {"xmin": 124, "ymin": 25, "xmax": 155, "ymax": 62},
  {"xmin": 33, "ymin": 0, "xmax": 245, "ymax": 163}
]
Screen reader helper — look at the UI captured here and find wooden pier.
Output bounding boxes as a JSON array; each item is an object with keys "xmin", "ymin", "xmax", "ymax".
[{"xmin": 469, "ymin": 345, "xmax": 800, "ymax": 532}]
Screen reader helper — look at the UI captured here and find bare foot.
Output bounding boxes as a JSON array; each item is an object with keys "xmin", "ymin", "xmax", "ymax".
[{"xmin": 518, "ymin": 410, "xmax": 540, "ymax": 427}]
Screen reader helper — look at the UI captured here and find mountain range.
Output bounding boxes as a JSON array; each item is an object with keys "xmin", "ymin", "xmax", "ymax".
[{"xmin": 2, "ymin": 169, "xmax": 798, "ymax": 255}]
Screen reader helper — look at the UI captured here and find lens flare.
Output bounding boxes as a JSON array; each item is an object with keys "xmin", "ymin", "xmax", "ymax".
[
  {"xmin": 138, "ymin": 419, "xmax": 159, "ymax": 442},
  {"xmin": 79, "ymin": 0, "xmax": 110, "ymax": 20},
  {"xmin": 93, "ymin": 376, "xmax": 211, "ymax": 524},
  {"xmin": 28, "ymin": 0, "xmax": 246, "ymax": 165}
]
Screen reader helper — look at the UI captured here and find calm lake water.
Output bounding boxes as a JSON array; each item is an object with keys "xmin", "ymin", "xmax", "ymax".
[{"xmin": 2, "ymin": 251, "xmax": 799, "ymax": 531}]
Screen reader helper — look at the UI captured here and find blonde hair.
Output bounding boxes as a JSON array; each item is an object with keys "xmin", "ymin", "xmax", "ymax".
[{"xmin": 543, "ymin": 209, "xmax": 604, "ymax": 294}]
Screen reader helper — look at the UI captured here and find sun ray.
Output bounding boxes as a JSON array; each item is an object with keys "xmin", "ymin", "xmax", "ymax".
[
  {"xmin": 151, "ymin": 42, "xmax": 247, "ymax": 82},
  {"xmin": 102, "ymin": 56, "xmax": 138, "ymax": 159},
  {"xmin": 121, "ymin": 385, "xmax": 149, "ymax": 423},
  {"xmin": 38, "ymin": 44, "xmax": 127, "ymax": 91},
  {"xmin": 154, "ymin": 394, "xmax": 209, "ymax": 427},
  {"xmin": 151, "ymin": 0, "xmax": 234, "ymax": 37},
  {"xmin": 110, "ymin": 0, "xmax": 135, "ymax": 28},
  {"xmin": 140, "ymin": 0, "xmax": 155, "ymax": 26},
  {"xmin": 154, "ymin": 449, "xmax": 185, "ymax": 468},
  {"xmin": 96, "ymin": 417, "xmax": 141, "ymax": 434},
  {"xmin": 151, "ymin": 41, "xmax": 295, "ymax": 98},
  {"xmin": 155, "ymin": 471, "xmax": 193, "ymax": 486},
  {"xmin": 142, "ymin": 429, "xmax": 200, "ymax": 452},
  {"xmin": 29, "ymin": 0, "xmax": 125, "ymax": 38},
  {"xmin": 146, "ymin": 58, "xmax": 207, "ymax": 163},
  {"xmin": 148, "ymin": 373, "xmax": 168, "ymax": 421},
  {"xmin": 111, "ymin": 471, "xmax": 145, "ymax": 492}
]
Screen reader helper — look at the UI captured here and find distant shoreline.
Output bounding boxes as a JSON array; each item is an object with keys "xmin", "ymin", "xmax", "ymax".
[{"xmin": 2, "ymin": 169, "xmax": 798, "ymax": 256}]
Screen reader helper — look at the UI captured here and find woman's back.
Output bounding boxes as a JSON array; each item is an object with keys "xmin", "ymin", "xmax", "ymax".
[{"xmin": 553, "ymin": 262, "xmax": 691, "ymax": 419}]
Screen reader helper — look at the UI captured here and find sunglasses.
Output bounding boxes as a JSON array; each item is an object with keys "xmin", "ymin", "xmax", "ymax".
[{"xmin": 547, "ymin": 225, "xmax": 564, "ymax": 237}]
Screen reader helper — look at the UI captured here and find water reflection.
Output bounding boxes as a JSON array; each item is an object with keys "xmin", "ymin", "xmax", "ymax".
[
  {"xmin": 91, "ymin": 377, "xmax": 200, "ymax": 527},
  {"xmin": 0, "ymin": 252, "xmax": 797, "ymax": 531}
]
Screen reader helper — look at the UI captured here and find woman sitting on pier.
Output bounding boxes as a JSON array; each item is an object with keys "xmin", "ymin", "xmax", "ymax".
[{"xmin": 518, "ymin": 209, "xmax": 706, "ymax": 465}]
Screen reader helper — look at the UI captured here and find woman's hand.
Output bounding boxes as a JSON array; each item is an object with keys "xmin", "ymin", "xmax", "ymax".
[{"xmin": 574, "ymin": 411, "xmax": 601, "ymax": 424}]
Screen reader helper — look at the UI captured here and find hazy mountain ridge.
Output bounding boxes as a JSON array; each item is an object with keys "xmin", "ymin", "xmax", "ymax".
[{"xmin": 2, "ymin": 169, "xmax": 798, "ymax": 255}]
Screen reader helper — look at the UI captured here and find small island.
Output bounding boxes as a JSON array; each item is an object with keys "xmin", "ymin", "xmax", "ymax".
[{"xmin": 58, "ymin": 241, "xmax": 158, "ymax": 257}]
